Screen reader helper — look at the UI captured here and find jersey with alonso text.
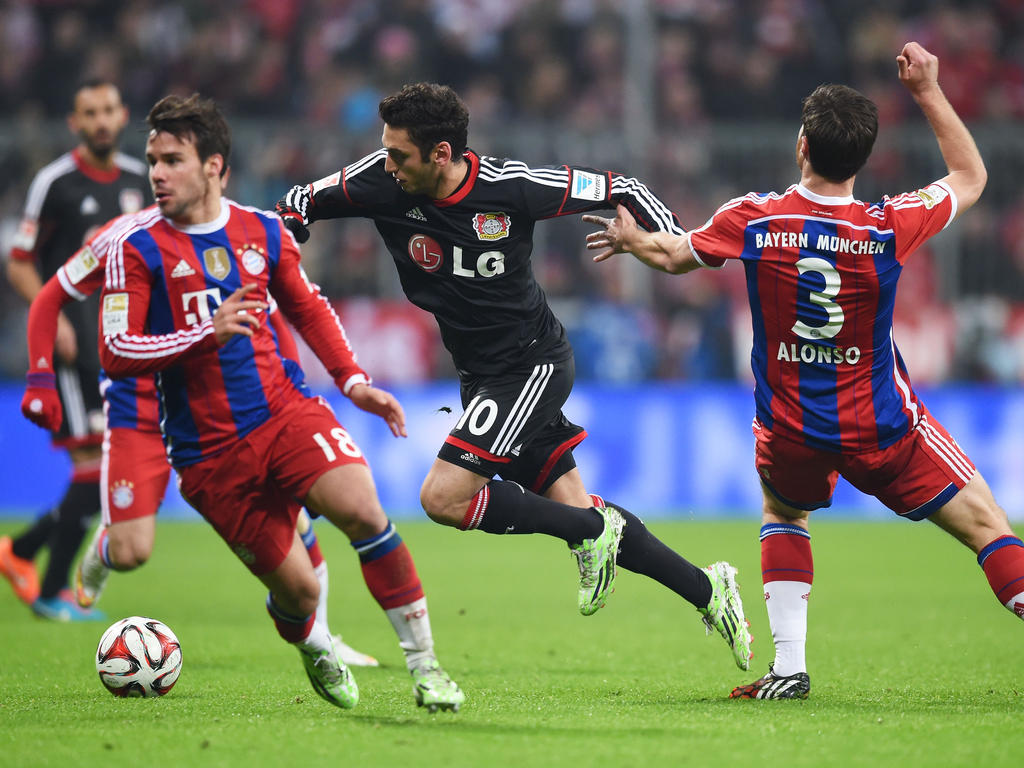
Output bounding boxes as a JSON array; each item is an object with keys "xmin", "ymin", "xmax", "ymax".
[
  {"xmin": 303, "ymin": 149, "xmax": 683, "ymax": 376},
  {"xmin": 688, "ymin": 182, "xmax": 957, "ymax": 453},
  {"xmin": 10, "ymin": 149, "xmax": 147, "ymax": 376},
  {"xmin": 99, "ymin": 199, "xmax": 367, "ymax": 467}
]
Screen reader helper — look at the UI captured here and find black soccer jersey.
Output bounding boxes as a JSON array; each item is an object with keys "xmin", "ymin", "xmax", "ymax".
[
  {"xmin": 305, "ymin": 149, "xmax": 683, "ymax": 375},
  {"xmin": 10, "ymin": 148, "xmax": 148, "ymax": 371}
]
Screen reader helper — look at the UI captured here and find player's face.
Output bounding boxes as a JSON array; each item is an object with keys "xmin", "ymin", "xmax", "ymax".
[
  {"xmin": 382, "ymin": 124, "xmax": 442, "ymax": 197},
  {"xmin": 68, "ymin": 85, "xmax": 127, "ymax": 160},
  {"xmin": 146, "ymin": 130, "xmax": 222, "ymax": 225}
]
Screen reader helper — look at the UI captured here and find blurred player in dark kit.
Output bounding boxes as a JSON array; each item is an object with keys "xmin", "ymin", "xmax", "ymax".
[{"xmin": 2, "ymin": 79, "xmax": 146, "ymax": 621}]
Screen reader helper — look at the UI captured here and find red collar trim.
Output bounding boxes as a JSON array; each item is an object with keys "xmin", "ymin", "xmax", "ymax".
[
  {"xmin": 434, "ymin": 151, "xmax": 478, "ymax": 207},
  {"xmin": 73, "ymin": 148, "xmax": 122, "ymax": 183}
]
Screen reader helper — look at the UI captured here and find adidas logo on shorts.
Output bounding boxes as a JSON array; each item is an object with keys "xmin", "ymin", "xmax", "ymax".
[{"xmin": 460, "ymin": 452, "xmax": 481, "ymax": 465}]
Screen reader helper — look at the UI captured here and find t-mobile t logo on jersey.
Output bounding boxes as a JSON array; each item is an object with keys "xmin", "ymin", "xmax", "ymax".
[{"xmin": 182, "ymin": 288, "xmax": 223, "ymax": 325}]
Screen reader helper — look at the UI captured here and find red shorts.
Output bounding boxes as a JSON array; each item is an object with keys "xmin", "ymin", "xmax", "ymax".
[
  {"xmin": 101, "ymin": 426, "xmax": 172, "ymax": 525},
  {"xmin": 753, "ymin": 405, "xmax": 976, "ymax": 520},
  {"xmin": 177, "ymin": 396, "xmax": 367, "ymax": 576}
]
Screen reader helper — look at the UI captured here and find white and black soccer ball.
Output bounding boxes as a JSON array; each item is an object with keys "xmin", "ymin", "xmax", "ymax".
[{"xmin": 95, "ymin": 616, "xmax": 182, "ymax": 698}]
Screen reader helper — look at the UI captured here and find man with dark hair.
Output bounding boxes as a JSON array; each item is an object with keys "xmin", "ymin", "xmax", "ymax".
[
  {"xmin": 96, "ymin": 93, "xmax": 462, "ymax": 712},
  {"xmin": 276, "ymin": 81, "xmax": 753, "ymax": 672},
  {"xmin": 1, "ymin": 79, "xmax": 146, "ymax": 621},
  {"xmin": 584, "ymin": 42, "xmax": 1022, "ymax": 699}
]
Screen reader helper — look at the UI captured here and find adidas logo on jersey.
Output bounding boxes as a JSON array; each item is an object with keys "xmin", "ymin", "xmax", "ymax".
[
  {"xmin": 406, "ymin": 207, "xmax": 427, "ymax": 221},
  {"xmin": 170, "ymin": 259, "xmax": 196, "ymax": 278}
]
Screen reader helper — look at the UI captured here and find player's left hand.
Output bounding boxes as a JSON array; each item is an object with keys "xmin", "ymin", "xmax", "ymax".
[
  {"xmin": 582, "ymin": 204, "xmax": 638, "ymax": 262},
  {"xmin": 276, "ymin": 185, "xmax": 312, "ymax": 244},
  {"xmin": 348, "ymin": 383, "xmax": 407, "ymax": 438},
  {"xmin": 21, "ymin": 372, "xmax": 62, "ymax": 431}
]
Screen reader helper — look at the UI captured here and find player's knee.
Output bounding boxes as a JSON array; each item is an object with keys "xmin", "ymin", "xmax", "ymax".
[
  {"xmin": 107, "ymin": 534, "xmax": 151, "ymax": 570},
  {"xmin": 418, "ymin": 482, "xmax": 460, "ymax": 526}
]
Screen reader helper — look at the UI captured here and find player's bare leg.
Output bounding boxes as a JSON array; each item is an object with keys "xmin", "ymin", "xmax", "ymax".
[
  {"xmin": 306, "ymin": 463, "xmax": 463, "ymax": 712},
  {"xmin": 929, "ymin": 473, "xmax": 1024, "ymax": 617},
  {"xmin": 75, "ymin": 515, "xmax": 156, "ymax": 608},
  {"xmin": 261, "ymin": 532, "xmax": 358, "ymax": 709}
]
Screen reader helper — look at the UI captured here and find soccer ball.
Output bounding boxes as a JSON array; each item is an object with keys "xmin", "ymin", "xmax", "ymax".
[{"xmin": 95, "ymin": 616, "xmax": 182, "ymax": 697}]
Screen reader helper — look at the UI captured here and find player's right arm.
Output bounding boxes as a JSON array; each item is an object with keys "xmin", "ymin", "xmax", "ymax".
[
  {"xmin": 583, "ymin": 205, "xmax": 701, "ymax": 274},
  {"xmin": 898, "ymin": 41, "xmax": 986, "ymax": 215},
  {"xmin": 275, "ymin": 151, "xmax": 382, "ymax": 242}
]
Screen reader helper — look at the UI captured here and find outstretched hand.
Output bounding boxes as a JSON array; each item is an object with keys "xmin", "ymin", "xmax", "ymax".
[
  {"xmin": 212, "ymin": 284, "xmax": 268, "ymax": 345},
  {"xmin": 348, "ymin": 383, "xmax": 408, "ymax": 438},
  {"xmin": 897, "ymin": 41, "xmax": 939, "ymax": 97},
  {"xmin": 582, "ymin": 204, "xmax": 639, "ymax": 262}
]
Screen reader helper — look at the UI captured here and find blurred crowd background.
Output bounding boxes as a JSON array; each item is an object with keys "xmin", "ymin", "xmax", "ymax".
[{"xmin": 2, "ymin": 0, "xmax": 1023, "ymax": 387}]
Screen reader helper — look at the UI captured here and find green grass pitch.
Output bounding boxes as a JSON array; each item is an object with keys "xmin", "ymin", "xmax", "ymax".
[{"xmin": 1, "ymin": 518, "xmax": 1021, "ymax": 767}]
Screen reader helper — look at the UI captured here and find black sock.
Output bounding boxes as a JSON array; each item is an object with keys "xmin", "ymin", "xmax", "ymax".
[
  {"xmin": 470, "ymin": 480, "xmax": 603, "ymax": 544},
  {"xmin": 613, "ymin": 504, "xmax": 712, "ymax": 609},
  {"xmin": 11, "ymin": 508, "xmax": 58, "ymax": 560},
  {"xmin": 39, "ymin": 481, "xmax": 100, "ymax": 599}
]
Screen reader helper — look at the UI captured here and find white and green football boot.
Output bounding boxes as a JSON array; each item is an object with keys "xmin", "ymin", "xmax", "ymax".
[
  {"xmin": 699, "ymin": 561, "xmax": 753, "ymax": 670},
  {"xmin": 571, "ymin": 505, "xmax": 626, "ymax": 616},
  {"xmin": 412, "ymin": 658, "xmax": 464, "ymax": 713},
  {"xmin": 299, "ymin": 638, "xmax": 359, "ymax": 709}
]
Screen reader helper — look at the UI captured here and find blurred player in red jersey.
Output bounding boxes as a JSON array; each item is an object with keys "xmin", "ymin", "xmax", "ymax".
[
  {"xmin": 276, "ymin": 83, "xmax": 752, "ymax": 673},
  {"xmin": 20, "ymin": 216, "xmax": 378, "ymax": 667},
  {"xmin": 1, "ymin": 79, "xmax": 147, "ymax": 621},
  {"xmin": 585, "ymin": 42, "xmax": 1023, "ymax": 699},
  {"xmin": 96, "ymin": 94, "xmax": 461, "ymax": 711}
]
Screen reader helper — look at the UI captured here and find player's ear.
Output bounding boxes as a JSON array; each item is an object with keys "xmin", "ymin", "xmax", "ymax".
[{"xmin": 432, "ymin": 141, "xmax": 453, "ymax": 166}]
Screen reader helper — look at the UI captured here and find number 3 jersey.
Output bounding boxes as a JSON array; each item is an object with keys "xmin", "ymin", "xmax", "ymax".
[
  {"xmin": 687, "ymin": 181, "xmax": 957, "ymax": 453},
  {"xmin": 98, "ymin": 199, "xmax": 368, "ymax": 468},
  {"xmin": 301, "ymin": 149, "xmax": 683, "ymax": 376}
]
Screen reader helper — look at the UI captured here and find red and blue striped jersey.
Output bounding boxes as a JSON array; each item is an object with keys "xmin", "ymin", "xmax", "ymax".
[
  {"xmin": 98, "ymin": 199, "xmax": 367, "ymax": 467},
  {"xmin": 688, "ymin": 182, "xmax": 957, "ymax": 452},
  {"xmin": 26, "ymin": 212, "xmax": 162, "ymax": 435}
]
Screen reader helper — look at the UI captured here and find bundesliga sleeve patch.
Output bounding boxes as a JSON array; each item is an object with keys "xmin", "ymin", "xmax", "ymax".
[
  {"xmin": 102, "ymin": 293, "xmax": 130, "ymax": 335},
  {"xmin": 570, "ymin": 170, "xmax": 606, "ymax": 201},
  {"xmin": 65, "ymin": 245, "xmax": 100, "ymax": 285},
  {"xmin": 915, "ymin": 184, "xmax": 949, "ymax": 209},
  {"xmin": 312, "ymin": 171, "xmax": 341, "ymax": 195}
]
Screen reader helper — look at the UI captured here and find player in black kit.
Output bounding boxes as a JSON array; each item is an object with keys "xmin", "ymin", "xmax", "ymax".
[
  {"xmin": 1, "ymin": 79, "xmax": 147, "ymax": 621},
  {"xmin": 277, "ymin": 83, "xmax": 752, "ymax": 669}
]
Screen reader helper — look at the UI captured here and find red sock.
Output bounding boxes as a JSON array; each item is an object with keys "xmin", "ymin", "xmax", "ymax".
[
  {"xmin": 761, "ymin": 523, "xmax": 813, "ymax": 585},
  {"xmin": 978, "ymin": 535, "xmax": 1024, "ymax": 614},
  {"xmin": 265, "ymin": 594, "xmax": 314, "ymax": 643},
  {"xmin": 352, "ymin": 523, "xmax": 425, "ymax": 609}
]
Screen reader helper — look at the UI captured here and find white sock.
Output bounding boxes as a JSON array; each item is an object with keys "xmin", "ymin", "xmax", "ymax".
[
  {"xmin": 765, "ymin": 580, "xmax": 811, "ymax": 677},
  {"xmin": 296, "ymin": 618, "xmax": 334, "ymax": 656},
  {"xmin": 384, "ymin": 596, "xmax": 435, "ymax": 671},
  {"xmin": 314, "ymin": 561, "xmax": 329, "ymax": 628}
]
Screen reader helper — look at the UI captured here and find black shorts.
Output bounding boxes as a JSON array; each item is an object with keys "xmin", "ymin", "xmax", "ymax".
[
  {"xmin": 53, "ymin": 362, "xmax": 104, "ymax": 447},
  {"xmin": 437, "ymin": 356, "xmax": 586, "ymax": 494}
]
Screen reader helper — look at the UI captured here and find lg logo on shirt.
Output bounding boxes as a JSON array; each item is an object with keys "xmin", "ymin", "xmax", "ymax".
[{"xmin": 407, "ymin": 234, "xmax": 505, "ymax": 277}]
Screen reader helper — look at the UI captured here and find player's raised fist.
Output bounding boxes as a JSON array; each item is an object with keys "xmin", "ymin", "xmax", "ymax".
[
  {"xmin": 21, "ymin": 372, "xmax": 63, "ymax": 431},
  {"xmin": 276, "ymin": 185, "xmax": 312, "ymax": 243}
]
